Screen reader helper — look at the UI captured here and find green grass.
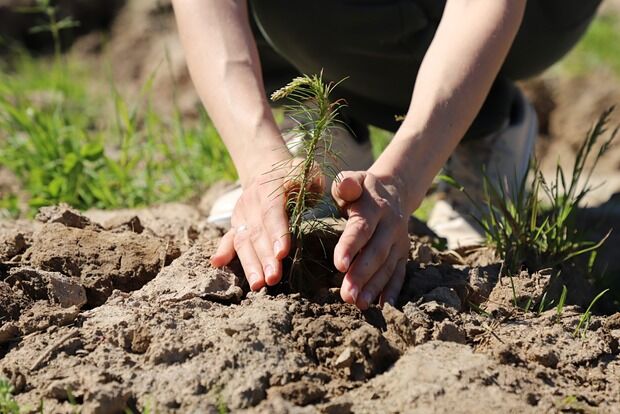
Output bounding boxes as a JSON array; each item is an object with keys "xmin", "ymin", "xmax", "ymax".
[
  {"xmin": 0, "ymin": 379, "xmax": 20, "ymax": 414},
  {"xmin": 0, "ymin": 53, "xmax": 236, "ymax": 217},
  {"xmin": 556, "ymin": 285, "xmax": 568, "ymax": 320},
  {"xmin": 574, "ymin": 288, "xmax": 609, "ymax": 338},
  {"xmin": 536, "ymin": 290, "xmax": 550, "ymax": 316},
  {"xmin": 561, "ymin": 15, "xmax": 620, "ymax": 77},
  {"xmin": 450, "ymin": 109, "xmax": 617, "ymax": 276},
  {"xmin": 369, "ymin": 126, "xmax": 392, "ymax": 160}
]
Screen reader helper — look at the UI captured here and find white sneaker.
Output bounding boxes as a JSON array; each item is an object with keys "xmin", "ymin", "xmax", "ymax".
[
  {"xmin": 207, "ymin": 117, "xmax": 374, "ymax": 227},
  {"xmin": 427, "ymin": 88, "xmax": 538, "ymax": 249}
]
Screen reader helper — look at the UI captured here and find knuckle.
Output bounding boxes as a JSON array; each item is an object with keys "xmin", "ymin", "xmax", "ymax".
[
  {"xmin": 261, "ymin": 208, "xmax": 272, "ymax": 222},
  {"xmin": 365, "ymin": 279, "xmax": 384, "ymax": 299},
  {"xmin": 353, "ymin": 218, "xmax": 372, "ymax": 238},
  {"xmin": 364, "ymin": 288, "xmax": 377, "ymax": 301},
  {"xmin": 232, "ymin": 234, "xmax": 246, "ymax": 250},
  {"xmin": 375, "ymin": 196, "xmax": 390, "ymax": 211},
  {"xmin": 376, "ymin": 244, "xmax": 391, "ymax": 262},
  {"xmin": 385, "ymin": 258, "xmax": 398, "ymax": 278},
  {"xmin": 239, "ymin": 190, "xmax": 251, "ymax": 204},
  {"xmin": 248, "ymin": 226, "xmax": 262, "ymax": 244},
  {"xmin": 347, "ymin": 266, "xmax": 363, "ymax": 282}
]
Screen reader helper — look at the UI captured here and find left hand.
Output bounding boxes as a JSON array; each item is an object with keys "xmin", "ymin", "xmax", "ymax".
[{"xmin": 331, "ymin": 171, "xmax": 410, "ymax": 310}]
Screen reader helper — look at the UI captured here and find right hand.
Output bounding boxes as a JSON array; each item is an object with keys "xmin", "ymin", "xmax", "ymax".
[{"xmin": 210, "ymin": 157, "xmax": 322, "ymax": 290}]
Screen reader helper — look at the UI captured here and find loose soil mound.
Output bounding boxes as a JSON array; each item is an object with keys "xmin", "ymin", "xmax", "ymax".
[{"xmin": 1, "ymin": 205, "xmax": 618, "ymax": 413}]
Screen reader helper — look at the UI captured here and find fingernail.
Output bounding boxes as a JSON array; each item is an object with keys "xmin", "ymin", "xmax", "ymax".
[
  {"xmin": 342, "ymin": 255, "xmax": 350, "ymax": 271},
  {"xmin": 360, "ymin": 291, "xmax": 373, "ymax": 307},
  {"xmin": 264, "ymin": 264, "xmax": 275, "ymax": 278},
  {"xmin": 248, "ymin": 272, "xmax": 260, "ymax": 290},
  {"xmin": 274, "ymin": 240, "xmax": 282, "ymax": 256},
  {"xmin": 349, "ymin": 284, "xmax": 359, "ymax": 302}
]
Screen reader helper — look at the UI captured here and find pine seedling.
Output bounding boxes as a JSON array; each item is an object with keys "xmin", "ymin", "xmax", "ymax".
[{"xmin": 270, "ymin": 73, "xmax": 345, "ymax": 285}]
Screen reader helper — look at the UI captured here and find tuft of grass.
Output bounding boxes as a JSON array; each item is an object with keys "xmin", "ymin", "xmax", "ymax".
[
  {"xmin": 574, "ymin": 288, "xmax": 609, "ymax": 338},
  {"xmin": 217, "ymin": 398, "xmax": 229, "ymax": 414},
  {"xmin": 452, "ymin": 108, "xmax": 617, "ymax": 276},
  {"xmin": 0, "ymin": 378, "xmax": 21, "ymax": 414}
]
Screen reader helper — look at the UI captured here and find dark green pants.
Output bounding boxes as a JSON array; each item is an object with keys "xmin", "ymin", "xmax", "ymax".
[{"xmin": 250, "ymin": 0, "xmax": 601, "ymax": 141}]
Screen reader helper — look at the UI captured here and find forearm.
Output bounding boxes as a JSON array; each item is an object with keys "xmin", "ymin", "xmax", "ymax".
[
  {"xmin": 172, "ymin": 0, "xmax": 286, "ymax": 185},
  {"xmin": 370, "ymin": 0, "xmax": 526, "ymax": 212}
]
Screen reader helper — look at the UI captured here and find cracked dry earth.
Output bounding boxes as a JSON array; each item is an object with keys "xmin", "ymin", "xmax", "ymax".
[{"xmin": 1, "ymin": 204, "xmax": 619, "ymax": 413}]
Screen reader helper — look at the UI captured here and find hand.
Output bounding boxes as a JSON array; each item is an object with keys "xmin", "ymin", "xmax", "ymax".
[
  {"xmin": 210, "ymin": 157, "xmax": 322, "ymax": 290},
  {"xmin": 332, "ymin": 171, "xmax": 410, "ymax": 310}
]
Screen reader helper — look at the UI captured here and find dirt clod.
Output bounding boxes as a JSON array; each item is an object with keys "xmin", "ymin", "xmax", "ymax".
[
  {"xmin": 10, "ymin": 267, "xmax": 87, "ymax": 308},
  {"xmin": 433, "ymin": 320, "xmax": 467, "ymax": 344},
  {"xmin": 23, "ymin": 222, "xmax": 171, "ymax": 306},
  {"xmin": 424, "ymin": 286, "xmax": 462, "ymax": 311},
  {"xmin": 269, "ymin": 380, "xmax": 326, "ymax": 406},
  {"xmin": 36, "ymin": 204, "xmax": 102, "ymax": 231},
  {"xmin": 0, "ymin": 231, "xmax": 27, "ymax": 262},
  {"xmin": 0, "ymin": 322, "xmax": 18, "ymax": 344}
]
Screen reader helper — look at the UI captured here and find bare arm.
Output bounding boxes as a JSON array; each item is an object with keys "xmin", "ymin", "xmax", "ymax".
[
  {"xmin": 171, "ymin": 0, "xmax": 287, "ymax": 185},
  {"xmin": 371, "ymin": 0, "xmax": 527, "ymax": 211},
  {"xmin": 333, "ymin": 0, "xmax": 527, "ymax": 308},
  {"xmin": 173, "ymin": 0, "xmax": 294, "ymax": 290}
]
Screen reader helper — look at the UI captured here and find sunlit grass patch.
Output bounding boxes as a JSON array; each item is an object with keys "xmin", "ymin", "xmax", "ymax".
[
  {"xmin": 0, "ymin": 54, "xmax": 236, "ymax": 216},
  {"xmin": 0, "ymin": 378, "xmax": 21, "ymax": 414},
  {"xmin": 561, "ymin": 15, "xmax": 620, "ymax": 77}
]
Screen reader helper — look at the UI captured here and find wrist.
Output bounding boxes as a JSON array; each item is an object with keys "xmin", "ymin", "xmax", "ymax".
[
  {"xmin": 237, "ymin": 147, "xmax": 291, "ymax": 187},
  {"xmin": 227, "ymin": 116, "xmax": 291, "ymax": 186},
  {"xmin": 369, "ymin": 134, "xmax": 435, "ymax": 214},
  {"xmin": 369, "ymin": 165, "xmax": 421, "ymax": 216}
]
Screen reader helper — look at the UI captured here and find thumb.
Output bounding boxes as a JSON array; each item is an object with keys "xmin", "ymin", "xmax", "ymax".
[{"xmin": 332, "ymin": 171, "xmax": 366, "ymax": 209}]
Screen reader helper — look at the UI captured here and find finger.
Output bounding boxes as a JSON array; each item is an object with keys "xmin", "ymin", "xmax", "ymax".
[
  {"xmin": 340, "ymin": 276, "xmax": 359, "ymax": 305},
  {"xmin": 331, "ymin": 171, "xmax": 365, "ymax": 209},
  {"xmin": 380, "ymin": 258, "xmax": 407, "ymax": 307},
  {"xmin": 261, "ymin": 192, "xmax": 291, "ymax": 261},
  {"xmin": 344, "ymin": 223, "xmax": 395, "ymax": 290},
  {"xmin": 210, "ymin": 230, "xmax": 236, "ymax": 267},
  {"xmin": 333, "ymin": 199, "xmax": 380, "ymax": 273},
  {"xmin": 355, "ymin": 246, "xmax": 400, "ymax": 310},
  {"xmin": 252, "ymin": 223, "xmax": 283, "ymax": 286},
  {"xmin": 233, "ymin": 227, "xmax": 266, "ymax": 291}
]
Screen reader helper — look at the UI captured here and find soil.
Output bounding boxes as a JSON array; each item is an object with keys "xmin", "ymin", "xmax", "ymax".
[
  {"xmin": 2, "ymin": 2, "xmax": 620, "ymax": 413},
  {"xmin": 1, "ymin": 205, "xmax": 619, "ymax": 413}
]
